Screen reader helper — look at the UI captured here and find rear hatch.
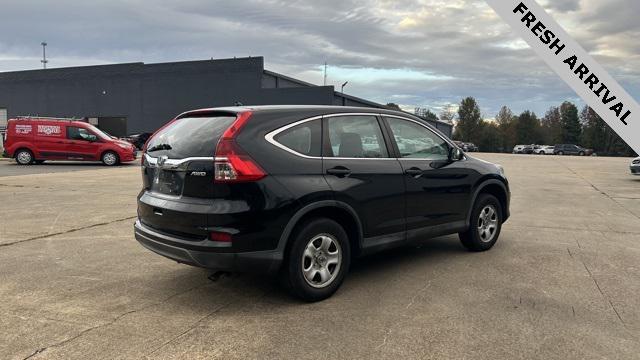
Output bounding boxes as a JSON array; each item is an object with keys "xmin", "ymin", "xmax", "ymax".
[{"xmin": 139, "ymin": 113, "xmax": 237, "ymax": 239}]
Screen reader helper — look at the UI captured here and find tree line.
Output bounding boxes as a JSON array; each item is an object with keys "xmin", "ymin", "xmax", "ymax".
[{"xmin": 394, "ymin": 98, "xmax": 636, "ymax": 157}]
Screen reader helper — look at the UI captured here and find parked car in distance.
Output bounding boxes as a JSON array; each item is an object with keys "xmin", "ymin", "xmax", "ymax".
[
  {"xmin": 453, "ymin": 140, "xmax": 469, "ymax": 152},
  {"xmin": 122, "ymin": 132, "xmax": 152, "ymax": 150},
  {"xmin": 536, "ymin": 145, "xmax": 555, "ymax": 155},
  {"xmin": 465, "ymin": 143, "xmax": 479, "ymax": 152},
  {"xmin": 631, "ymin": 157, "xmax": 640, "ymax": 175},
  {"xmin": 2, "ymin": 117, "xmax": 138, "ymax": 165},
  {"xmin": 554, "ymin": 144, "xmax": 593, "ymax": 156},
  {"xmin": 134, "ymin": 105, "xmax": 510, "ymax": 301},
  {"xmin": 513, "ymin": 145, "xmax": 526, "ymax": 154}
]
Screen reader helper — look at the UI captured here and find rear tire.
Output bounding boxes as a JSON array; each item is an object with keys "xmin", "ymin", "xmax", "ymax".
[
  {"xmin": 579, "ymin": 151, "xmax": 585, "ymax": 156},
  {"xmin": 459, "ymin": 194, "xmax": 503, "ymax": 252},
  {"xmin": 282, "ymin": 218, "xmax": 351, "ymax": 302},
  {"xmin": 101, "ymin": 151, "xmax": 119, "ymax": 166},
  {"xmin": 15, "ymin": 149, "xmax": 34, "ymax": 165},
  {"xmin": 557, "ymin": 151, "xmax": 564, "ymax": 156}
]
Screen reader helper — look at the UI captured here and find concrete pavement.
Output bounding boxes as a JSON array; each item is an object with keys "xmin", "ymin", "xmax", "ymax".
[{"xmin": 0, "ymin": 154, "xmax": 639, "ymax": 359}]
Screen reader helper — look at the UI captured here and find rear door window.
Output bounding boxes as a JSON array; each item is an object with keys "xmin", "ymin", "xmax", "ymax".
[
  {"xmin": 273, "ymin": 119, "xmax": 321, "ymax": 157},
  {"xmin": 325, "ymin": 115, "xmax": 388, "ymax": 158},
  {"xmin": 146, "ymin": 115, "xmax": 236, "ymax": 158}
]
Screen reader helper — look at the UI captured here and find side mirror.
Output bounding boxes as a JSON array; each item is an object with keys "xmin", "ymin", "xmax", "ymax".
[{"xmin": 450, "ymin": 147, "xmax": 464, "ymax": 161}]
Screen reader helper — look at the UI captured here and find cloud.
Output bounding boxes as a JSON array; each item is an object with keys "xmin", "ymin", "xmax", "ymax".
[{"xmin": 0, "ymin": 0, "xmax": 637, "ymax": 119}]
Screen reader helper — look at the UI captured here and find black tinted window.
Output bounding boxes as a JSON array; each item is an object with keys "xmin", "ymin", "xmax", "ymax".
[
  {"xmin": 273, "ymin": 120, "xmax": 321, "ymax": 157},
  {"xmin": 326, "ymin": 116, "xmax": 388, "ymax": 158},
  {"xmin": 146, "ymin": 116, "xmax": 236, "ymax": 158}
]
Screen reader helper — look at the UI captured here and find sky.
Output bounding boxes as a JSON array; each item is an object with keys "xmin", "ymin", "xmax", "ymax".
[{"xmin": 0, "ymin": 0, "xmax": 638, "ymax": 119}]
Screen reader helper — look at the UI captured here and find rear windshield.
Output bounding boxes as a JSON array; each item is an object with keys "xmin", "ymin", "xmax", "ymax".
[{"xmin": 146, "ymin": 116, "xmax": 236, "ymax": 158}]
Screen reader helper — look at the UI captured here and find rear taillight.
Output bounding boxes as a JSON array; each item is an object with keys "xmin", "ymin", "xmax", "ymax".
[
  {"xmin": 214, "ymin": 111, "xmax": 266, "ymax": 183},
  {"xmin": 209, "ymin": 231, "xmax": 233, "ymax": 243}
]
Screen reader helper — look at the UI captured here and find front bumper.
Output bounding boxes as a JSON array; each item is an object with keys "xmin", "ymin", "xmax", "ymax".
[
  {"xmin": 134, "ymin": 220, "xmax": 282, "ymax": 274},
  {"xmin": 631, "ymin": 165, "xmax": 640, "ymax": 175}
]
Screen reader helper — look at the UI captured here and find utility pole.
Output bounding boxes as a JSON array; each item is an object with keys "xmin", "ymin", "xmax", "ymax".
[
  {"xmin": 323, "ymin": 61, "xmax": 327, "ymax": 86},
  {"xmin": 41, "ymin": 42, "xmax": 48, "ymax": 69}
]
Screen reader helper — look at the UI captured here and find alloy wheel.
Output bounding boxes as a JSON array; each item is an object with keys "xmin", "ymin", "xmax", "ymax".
[
  {"xmin": 477, "ymin": 205, "xmax": 498, "ymax": 243},
  {"xmin": 301, "ymin": 234, "xmax": 342, "ymax": 288}
]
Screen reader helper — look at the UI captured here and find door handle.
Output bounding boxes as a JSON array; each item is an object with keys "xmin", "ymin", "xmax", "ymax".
[
  {"xmin": 405, "ymin": 167, "xmax": 423, "ymax": 177},
  {"xmin": 326, "ymin": 166, "xmax": 351, "ymax": 177}
]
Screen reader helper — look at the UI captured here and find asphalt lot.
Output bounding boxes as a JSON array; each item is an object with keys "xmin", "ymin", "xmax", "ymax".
[
  {"xmin": 1, "ymin": 154, "xmax": 639, "ymax": 359},
  {"xmin": 0, "ymin": 159, "xmax": 138, "ymax": 177}
]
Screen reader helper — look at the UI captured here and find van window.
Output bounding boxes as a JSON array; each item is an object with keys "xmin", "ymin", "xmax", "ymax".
[
  {"xmin": 273, "ymin": 120, "xmax": 321, "ymax": 157},
  {"xmin": 67, "ymin": 127, "xmax": 98, "ymax": 141},
  {"xmin": 326, "ymin": 115, "xmax": 388, "ymax": 158}
]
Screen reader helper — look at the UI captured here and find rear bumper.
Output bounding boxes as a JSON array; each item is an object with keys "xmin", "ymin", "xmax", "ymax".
[{"xmin": 134, "ymin": 220, "xmax": 283, "ymax": 274}]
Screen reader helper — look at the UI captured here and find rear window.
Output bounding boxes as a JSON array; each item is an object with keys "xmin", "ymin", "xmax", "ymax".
[{"xmin": 146, "ymin": 116, "xmax": 236, "ymax": 158}]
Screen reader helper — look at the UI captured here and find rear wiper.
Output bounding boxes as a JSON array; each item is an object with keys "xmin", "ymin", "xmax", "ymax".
[{"xmin": 147, "ymin": 143, "xmax": 172, "ymax": 152}]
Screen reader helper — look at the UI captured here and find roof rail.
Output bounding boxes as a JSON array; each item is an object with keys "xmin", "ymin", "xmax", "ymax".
[{"xmin": 14, "ymin": 116, "xmax": 86, "ymax": 122}]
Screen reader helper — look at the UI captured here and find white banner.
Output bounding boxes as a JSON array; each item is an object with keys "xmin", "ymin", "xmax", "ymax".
[{"xmin": 485, "ymin": 0, "xmax": 640, "ymax": 154}]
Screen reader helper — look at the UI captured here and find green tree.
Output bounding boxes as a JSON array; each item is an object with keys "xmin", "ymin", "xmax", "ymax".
[
  {"xmin": 541, "ymin": 106, "xmax": 563, "ymax": 145},
  {"xmin": 514, "ymin": 110, "xmax": 541, "ymax": 145},
  {"xmin": 455, "ymin": 97, "xmax": 483, "ymax": 142},
  {"xmin": 495, "ymin": 106, "xmax": 515, "ymax": 152},
  {"xmin": 560, "ymin": 101, "xmax": 581, "ymax": 143},
  {"xmin": 580, "ymin": 106, "xmax": 636, "ymax": 156},
  {"xmin": 386, "ymin": 103, "xmax": 402, "ymax": 111}
]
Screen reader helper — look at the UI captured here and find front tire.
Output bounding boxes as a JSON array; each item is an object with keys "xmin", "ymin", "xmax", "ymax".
[
  {"xmin": 101, "ymin": 151, "xmax": 119, "ymax": 166},
  {"xmin": 15, "ymin": 149, "xmax": 34, "ymax": 165},
  {"xmin": 283, "ymin": 218, "xmax": 351, "ymax": 302},
  {"xmin": 579, "ymin": 151, "xmax": 585, "ymax": 156},
  {"xmin": 557, "ymin": 151, "xmax": 564, "ymax": 156},
  {"xmin": 459, "ymin": 194, "xmax": 503, "ymax": 252}
]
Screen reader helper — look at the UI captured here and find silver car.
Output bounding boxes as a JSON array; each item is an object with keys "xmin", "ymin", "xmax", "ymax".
[{"xmin": 631, "ymin": 157, "xmax": 640, "ymax": 175}]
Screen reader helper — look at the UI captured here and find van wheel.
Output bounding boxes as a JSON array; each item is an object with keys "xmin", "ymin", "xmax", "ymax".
[
  {"xmin": 283, "ymin": 218, "xmax": 350, "ymax": 302},
  {"xmin": 101, "ymin": 151, "xmax": 119, "ymax": 166},
  {"xmin": 15, "ymin": 149, "xmax": 34, "ymax": 165},
  {"xmin": 459, "ymin": 194, "xmax": 503, "ymax": 252}
]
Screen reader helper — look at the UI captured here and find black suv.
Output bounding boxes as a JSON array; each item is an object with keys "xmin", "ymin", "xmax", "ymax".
[{"xmin": 134, "ymin": 106, "xmax": 510, "ymax": 301}]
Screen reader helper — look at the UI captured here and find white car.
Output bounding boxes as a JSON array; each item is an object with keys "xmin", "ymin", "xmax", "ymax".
[
  {"xmin": 536, "ymin": 145, "xmax": 555, "ymax": 155},
  {"xmin": 631, "ymin": 157, "xmax": 640, "ymax": 175},
  {"xmin": 513, "ymin": 145, "xmax": 525, "ymax": 154}
]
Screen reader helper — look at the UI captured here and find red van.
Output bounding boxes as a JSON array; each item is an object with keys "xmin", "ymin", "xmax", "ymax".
[{"xmin": 2, "ymin": 117, "xmax": 137, "ymax": 165}]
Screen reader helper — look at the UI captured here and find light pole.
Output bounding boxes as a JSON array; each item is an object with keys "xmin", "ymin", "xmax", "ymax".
[
  {"xmin": 41, "ymin": 42, "xmax": 48, "ymax": 69},
  {"xmin": 341, "ymin": 81, "xmax": 349, "ymax": 94}
]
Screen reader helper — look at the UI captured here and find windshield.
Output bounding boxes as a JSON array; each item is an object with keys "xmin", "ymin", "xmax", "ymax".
[{"xmin": 85, "ymin": 124, "xmax": 113, "ymax": 141}]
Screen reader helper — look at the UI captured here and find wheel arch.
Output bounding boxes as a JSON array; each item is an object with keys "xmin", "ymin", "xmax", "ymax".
[
  {"xmin": 466, "ymin": 178, "xmax": 510, "ymax": 226},
  {"xmin": 278, "ymin": 201, "xmax": 364, "ymax": 259}
]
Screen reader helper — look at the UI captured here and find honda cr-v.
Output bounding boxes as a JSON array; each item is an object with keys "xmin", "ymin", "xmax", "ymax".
[{"xmin": 134, "ymin": 106, "xmax": 510, "ymax": 301}]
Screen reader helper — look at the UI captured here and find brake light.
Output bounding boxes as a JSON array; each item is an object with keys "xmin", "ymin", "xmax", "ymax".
[
  {"xmin": 214, "ymin": 111, "xmax": 266, "ymax": 183},
  {"xmin": 209, "ymin": 231, "xmax": 232, "ymax": 243}
]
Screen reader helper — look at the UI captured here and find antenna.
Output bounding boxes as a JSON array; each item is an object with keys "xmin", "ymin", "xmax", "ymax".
[
  {"xmin": 323, "ymin": 61, "xmax": 327, "ymax": 86},
  {"xmin": 41, "ymin": 42, "xmax": 48, "ymax": 69}
]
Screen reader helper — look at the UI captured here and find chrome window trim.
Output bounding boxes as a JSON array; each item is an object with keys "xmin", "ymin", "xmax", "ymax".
[{"xmin": 264, "ymin": 112, "xmax": 462, "ymax": 162}]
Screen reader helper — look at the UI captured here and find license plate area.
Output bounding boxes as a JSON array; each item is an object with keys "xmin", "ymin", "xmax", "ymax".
[{"xmin": 150, "ymin": 169, "xmax": 185, "ymax": 196}]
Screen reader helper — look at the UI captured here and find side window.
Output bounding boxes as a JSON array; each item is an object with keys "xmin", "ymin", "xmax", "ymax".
[
  {"xmin": 385, "ymin": 117, "xmax": 450, "ymax": 160},
  {"xmin": 326, "ymin": 115, "xmax": 388, "ymax": 158},
  {"xmin": 273, "ymin": 119, "xmax": 321, "ymax": 157},
  {"xmin": 67, "ymin": 127, "xmax": 97, "ymax": 141}
]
